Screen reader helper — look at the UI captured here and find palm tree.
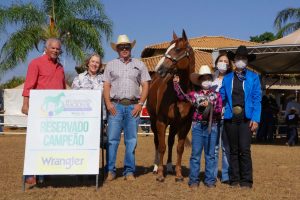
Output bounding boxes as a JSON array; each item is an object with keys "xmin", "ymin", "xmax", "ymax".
[
  {"xmin": 274, "ymin": 7, "xmax": 300, "ymax": 37},
  {"xmin": 0, "ymin": 0, "xmax": 112, "ymax": 73}
]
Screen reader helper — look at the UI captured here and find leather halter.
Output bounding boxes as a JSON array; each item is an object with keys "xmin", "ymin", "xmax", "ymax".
[{"xmin": 164, "ymin": 47, "xmax": 191, "ymax": 64}]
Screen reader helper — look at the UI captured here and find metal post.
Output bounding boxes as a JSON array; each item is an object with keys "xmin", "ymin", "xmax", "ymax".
[
  {"xmin": 96, "ymin": 174, "xmax": 99, "ymax": 189},
  {"xmin": 100, "ymin": 96, "xmax": 105, "ymax": 186},
  {"xmin": 22, "ymin": 175, "xmax": 25, "ymax": 192}
]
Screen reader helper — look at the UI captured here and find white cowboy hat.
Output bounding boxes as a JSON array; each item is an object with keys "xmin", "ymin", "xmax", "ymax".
[
  {"xmin": 189, "ymin": 65, "xmax": 212, "ymax": 86},
  {"xmin": 110, "ymin": 34, "xmax": 136, "ymax": 51}
]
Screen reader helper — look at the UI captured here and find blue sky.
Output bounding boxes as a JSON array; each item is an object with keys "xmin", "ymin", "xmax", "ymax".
[{"xmin": 1, "ymin": 0, "xmax": 300, "ymax": 83}]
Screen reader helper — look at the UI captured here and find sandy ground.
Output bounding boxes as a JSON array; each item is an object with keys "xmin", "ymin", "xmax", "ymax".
[{"xmin": 0, "ymin": 134, "xmax": 299, "ymax": 200}]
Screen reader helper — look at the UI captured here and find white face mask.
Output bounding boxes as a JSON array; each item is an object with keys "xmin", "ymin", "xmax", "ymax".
[
  {"xmin": 216, "ymin": 62, "xmax": 228, "ymax": 73},
  {"xmin": 235, "ymin": 59, "xmax": 247, "ymax": 69},
  {"xmin": 201, "ymin": 80, "xmax": 212, "ymax": 89}
]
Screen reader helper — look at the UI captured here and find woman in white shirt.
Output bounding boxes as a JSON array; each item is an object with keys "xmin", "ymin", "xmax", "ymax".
[{"xmin": 212, "ymin": 52, "xmax": 232, "ymax": 184}]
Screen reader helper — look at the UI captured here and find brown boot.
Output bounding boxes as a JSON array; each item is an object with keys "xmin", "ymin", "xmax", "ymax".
[
  {"xmin": 124, "ymin": 174, "xmax": 135, "ymax": 181},
  {"xmin": 106, "ymin": 172, "xmax": 116, "ymax": 181}
]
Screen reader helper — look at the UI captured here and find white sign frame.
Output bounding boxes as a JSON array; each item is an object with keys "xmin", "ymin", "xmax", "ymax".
[{"xmin": 23, "ymin": 90, "xmax": 102, "ymax": 176}]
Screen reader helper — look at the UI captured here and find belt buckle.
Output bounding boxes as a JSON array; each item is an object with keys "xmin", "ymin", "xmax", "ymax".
[
  {"xmin": 233, "ymin": 106, "xmax": 243, "ymax": 115},
  {"xmin": 120, "ymin": 99, "xmax": 132, "ymax": 106}
]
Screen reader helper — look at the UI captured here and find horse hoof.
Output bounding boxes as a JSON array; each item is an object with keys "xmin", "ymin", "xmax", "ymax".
[
  {"xmin": 156, "ymin": 176, "xmax": 165, "ymax": 182},
  {"xmin": 153, "ymin": 164, "xmax": 158, "ymax": 174},
  {"xmin": 166, "ymin": 163, "xmax": 174, "ymax": 174},
  {"xmin": 175, "ymin": 177, "xmax": 184, "ymax": 182}
]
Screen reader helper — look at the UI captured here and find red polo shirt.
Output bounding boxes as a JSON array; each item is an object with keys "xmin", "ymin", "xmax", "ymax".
[{"xmin": 22, "ymin": 54, "xmax": 66, "ymax": 97}]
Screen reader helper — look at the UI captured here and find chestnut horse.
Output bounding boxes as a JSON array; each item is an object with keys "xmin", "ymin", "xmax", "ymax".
[{"xmin": 147, "ymin": 30, "xmax": 195, "ymax": 182}]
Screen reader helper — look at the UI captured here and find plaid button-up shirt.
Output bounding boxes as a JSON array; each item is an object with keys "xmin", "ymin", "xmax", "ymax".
[
  {"xmin": 174, "ymin": 82, "xmax": 222, "ymax": 122},
  {"xmin": 103, "ymin": 58, "xmax": 151, "ymax": 99}
]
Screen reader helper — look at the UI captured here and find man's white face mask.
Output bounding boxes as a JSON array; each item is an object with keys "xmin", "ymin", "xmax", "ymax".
[
  {"xmin": 235, "ymin": 59, "xmax": 248, "ymax": 69},
  {"xmin": 216, "ymin": 62, "xmax": 228, "ymax": 73}
]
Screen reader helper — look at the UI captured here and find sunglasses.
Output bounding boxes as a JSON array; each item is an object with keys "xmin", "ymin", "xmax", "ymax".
[{"xmin": 117, "ymin": 45, "xmax": 131, "ymax": 51}]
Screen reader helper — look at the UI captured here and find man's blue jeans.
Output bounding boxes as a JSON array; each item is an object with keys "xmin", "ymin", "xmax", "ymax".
[
  {"xmin": 189, "ymin": 122, "xmax": 218, "ymax": 186},
  {"xmin": 107, "ymin": 103, "xmax": 139, "ymax": 176},
  {"xmin": 214, "ymin": 120, "xmax": 230, "ymax": 182}
]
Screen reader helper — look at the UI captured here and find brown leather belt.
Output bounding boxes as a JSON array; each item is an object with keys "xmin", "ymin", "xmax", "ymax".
[{"xmin": 111, "ymin": 98, "xmax": 138, "ymax": 106}]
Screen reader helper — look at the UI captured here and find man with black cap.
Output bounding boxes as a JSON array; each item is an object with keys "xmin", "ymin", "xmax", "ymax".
[{"xmin": 219, "ymin": 45, "xmax": 261, "ymax": 188}]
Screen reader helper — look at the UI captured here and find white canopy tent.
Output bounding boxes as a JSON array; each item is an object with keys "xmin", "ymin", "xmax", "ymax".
[
  {"xmin": 3, "ymin": 83, "xmax": 27, "ymax": 127},
  {"xmin": 213, "ymin": 29, "xmax": 300, "ymax": 75}
]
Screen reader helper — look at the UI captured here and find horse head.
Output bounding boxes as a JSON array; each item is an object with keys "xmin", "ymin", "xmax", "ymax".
[{"xmin": 156, "ymin": 30, "xmax": 195, "ymax": 78}]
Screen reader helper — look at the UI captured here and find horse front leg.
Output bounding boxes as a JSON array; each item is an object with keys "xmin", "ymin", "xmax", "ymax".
[
  {"xmin": 167, "ymin": 125, "xmax": 176, "ymax": 174},
  {"xmin": 175, "ymin": 123, "xmax": 191, "ymax": 182},
  {"xmin": 153, "ymin": 132, "xmax": 159, "ymax": 174},
  {"xmin": 151, "ymin": 118, "xmax": 159, "ymax": 174},
  {"xmin": 175, "ymin": 137, "xmax": 185, "ymax": 182},
  {"xmin": 156, "ymin": 120, "xmax": 167, "ymax": 182}
]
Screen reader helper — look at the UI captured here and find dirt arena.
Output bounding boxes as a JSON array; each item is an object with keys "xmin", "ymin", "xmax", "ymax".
[{"xmin": 0, "ymin": 134, "xmax": 299, "ymax": 200}]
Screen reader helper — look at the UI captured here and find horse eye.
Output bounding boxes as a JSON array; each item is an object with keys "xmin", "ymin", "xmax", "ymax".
[{"xmin": 175, "ymin": 48, "xmax": 181, "ymax": 52}]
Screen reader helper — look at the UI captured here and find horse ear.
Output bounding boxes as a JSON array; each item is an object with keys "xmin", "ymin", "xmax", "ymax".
[
  {"xmin": 182, "ymin": 29, "xmax": 188, "ymax": 41},
  {"xmin": 173, "ymin": 31, "xmax": 178, "ymax": 40}
]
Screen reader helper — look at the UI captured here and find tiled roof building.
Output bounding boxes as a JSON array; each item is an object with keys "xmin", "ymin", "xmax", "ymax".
[{"xmin": 141, "ymin": 36, "xmax": 259, "ymax": 72}]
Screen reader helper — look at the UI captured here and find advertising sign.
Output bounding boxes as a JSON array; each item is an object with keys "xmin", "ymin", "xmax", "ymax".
[{"xmin": 23, "ymin": 90, "xmax": 101, "ymax": 175}]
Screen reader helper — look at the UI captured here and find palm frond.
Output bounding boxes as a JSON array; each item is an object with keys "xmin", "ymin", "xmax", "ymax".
[
  {"xmin": 276, "ymin": 22, "xmax": 300, "ymax": 36},
  {"xmin": 50, "ymin": 0, "xmax": 73, "ymax": 22},
  {"xmin": 0, "ymin": 3, "xmax": 45, "ymax": 30},
  {"xmin": 68, "ymin": 0, "xmax": 113, "ymax": 41},
  {"xmin": 274, "ymin": 8, "xmax": 300, "ymax": 30},
  {"xmin": 58, "ymin": 18, "xmax": 104, "ymax": 54},
  {"xmin": 0, "ymin": 0, "xmax": 113, "ymax": 75},
  {"xmin": 64, "ymin": 38, "xmax": 86, "ymax": 62},
  {"xmin": 0, "ymin": 26, "xmax": 44, "ymax": 72}
]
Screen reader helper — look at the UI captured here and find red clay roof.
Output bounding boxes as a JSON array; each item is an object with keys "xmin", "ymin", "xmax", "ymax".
[
  {"xmin": 143, "ymin": 36, "xmax": 259, "ymax": 52},
  {"xmin": 141, "ymin": 50, "xmax": 213, "ymax": 72}
]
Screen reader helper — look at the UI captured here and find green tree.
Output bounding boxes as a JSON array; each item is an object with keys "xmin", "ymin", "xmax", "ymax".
[
  {"xmin": 0, "ymin": 0, "xmax": 113, "ymax": 74},
  {"xmin": 250, "ymin": 32, "xmax": 277, "ymax": 43},
  {"xmin": 274, "ymin": 7, "xmax": 300, "ymax": 37},
  {"xmin": 0, "ymin": 76, "xmax": 25, "ymax": 89}
]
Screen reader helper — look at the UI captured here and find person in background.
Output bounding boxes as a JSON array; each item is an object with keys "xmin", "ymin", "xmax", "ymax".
[
  {"xmin": 268, "ymin": 95, "xmax": 279, "ymax": 142},
  {"xmin": 220, "ymin": 45, "xmax": 261, "ymax": 189},
  {"xmin": 212, "ymin": 52, "xmax": 232, "ymax": 184},
  {"xmin": 257, "ymin": 95, "xmax": 273, "ymax": 142},
  {"xmin": 103, "ymin": 34, "xmax": 151, "ymax": 181},
  {"xmin": 285, "ymin": 107, "xmax": 299, "ymax": 146},
  {"xmin": 285, "ymin": 96, "xmax": 300, "ymax": 117},
  {"xmin": 140, "ymin": 102, "xmax": 151, "ymax": 134},
  {"xmin": 21, "ymin": 38, "xmax": 66, "ymax": 185},
  {"xmin": 174, "ymin": 65, "xmax": 222, "ymax": 188}
]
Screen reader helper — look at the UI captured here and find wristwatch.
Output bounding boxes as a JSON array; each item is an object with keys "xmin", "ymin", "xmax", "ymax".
[{"xmin": 138, "ymin": 101, "xmax": 144, "ymax": 106}]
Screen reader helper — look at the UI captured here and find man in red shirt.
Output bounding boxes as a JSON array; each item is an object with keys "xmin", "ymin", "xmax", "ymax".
[
  {"xmin": 22, "ymin": 38, "xmax": 66, "ymax": 115},
  {"xmin": 21, "ymin": 38, "xmax": 66, "ymax": 184}
]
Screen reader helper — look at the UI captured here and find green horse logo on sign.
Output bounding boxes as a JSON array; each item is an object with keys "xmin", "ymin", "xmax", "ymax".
[{"xmin": 42, "ymin": 92, "xmax": 65, "ymax": 116}]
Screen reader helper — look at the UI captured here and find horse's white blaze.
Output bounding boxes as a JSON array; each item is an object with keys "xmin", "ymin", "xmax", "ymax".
[
  {"xmin": 154, "ymin": 57, "xmax": 165, "ymax": 72},
  {"xmin": 154, "ymin": 43, "xmax": 176, "ymax": 71}
]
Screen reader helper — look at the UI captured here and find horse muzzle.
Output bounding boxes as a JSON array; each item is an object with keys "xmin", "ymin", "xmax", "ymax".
[{"xmin": 157, "ymin": 67, "xmax": 168, "ymax": 78}]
